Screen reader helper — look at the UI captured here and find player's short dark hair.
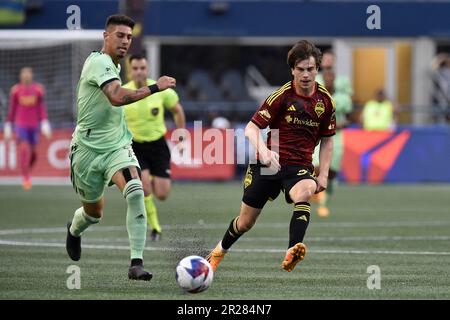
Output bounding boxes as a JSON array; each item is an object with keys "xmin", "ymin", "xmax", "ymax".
[
  {"xmin": 105, "ymin": 14, "xmax": 135, "ymax": 30},
  {"xmin": 129, "ymin": 54, "xmax": 147, "ymax": 63},
  {"xmin": 287, "ymin": 40, "xmax": 322, "ymax": 69}
]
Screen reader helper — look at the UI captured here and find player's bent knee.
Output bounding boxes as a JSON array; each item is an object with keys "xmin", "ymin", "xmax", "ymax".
[
  {"xmin": 154, "ymin": 192, "xmax": 169, "ymax": 201},
  {"xmin": 290, "ymin": 188, "xmax": 314, "ymax": 203},
  {"xmin": 303, "ymin": 188, "xmax": 314, "ymax": 200}
]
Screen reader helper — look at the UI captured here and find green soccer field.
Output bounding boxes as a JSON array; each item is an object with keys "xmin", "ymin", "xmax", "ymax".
[{"xmin": 1, "ymin": 182, "xmax": 450, "ymax": 300}]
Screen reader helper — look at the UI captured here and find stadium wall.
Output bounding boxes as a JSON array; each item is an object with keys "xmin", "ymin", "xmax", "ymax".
[
  {"xmin": 6, "ymin": 0, "xmax": 450, "ymax": 38},
  {"xmin": 0, "ymin": 126, "xmax": 449, "ymax": 184}
]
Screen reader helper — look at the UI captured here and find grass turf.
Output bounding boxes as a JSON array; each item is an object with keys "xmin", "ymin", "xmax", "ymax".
[{"xmin": 0, "ymin": 182, "xmax": 450, "ymax": 299}]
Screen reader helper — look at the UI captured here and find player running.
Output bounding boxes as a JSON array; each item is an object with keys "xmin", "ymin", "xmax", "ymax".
[
  {"xmin": 206, "ymin": 40, "xmax": 335, "ymax": 273},
  {"xmin": 65, "ymin": 14, "xmax": 176, "ymax": 281},
  {"xmin": 123, "ymin": 54, "xmax": 186, "ymax": 241},
  {"xmin": 3, "ymin": 67, "xmax": 51, "ymax": 190}
]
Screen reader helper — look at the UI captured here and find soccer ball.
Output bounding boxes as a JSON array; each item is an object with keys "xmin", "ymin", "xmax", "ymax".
[{"xmin": 175, "ymin": 255, "xmax": 214, "ymax": 293}]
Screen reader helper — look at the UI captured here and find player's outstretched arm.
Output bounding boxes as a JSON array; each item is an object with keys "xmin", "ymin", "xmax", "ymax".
[
  {"xmin": 316, "ymin": 136, "xmax": 333, "ymax": 193},
  {"xmin": 102, "ymin": 76, "xmax": 176, "ymax": 106}
]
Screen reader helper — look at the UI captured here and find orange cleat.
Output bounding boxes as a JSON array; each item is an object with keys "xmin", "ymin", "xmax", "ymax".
[
  {"xmin": 22, "ymin": 179, "xmax": 32, "ymax": 191},
  {"xmin": 281, "ymin": 242, "xmax": 307, "ymax": 272},
  {"xmin": 317, "ymin": 206, "xmax": 330, "ymax": 217},
  {"xmin": 205, "ymin": 241, "xmax": 227, "ymax": 272}
]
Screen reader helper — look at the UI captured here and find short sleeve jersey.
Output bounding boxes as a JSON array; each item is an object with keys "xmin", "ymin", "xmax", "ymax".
[
  {"xmin": 72, "ymin": 51, "xmax": 132, "ymax": 152},
  {"xmin": 251, "ymin": 81, "xmax": 336, "ymax": 166},
  {"xmin": 123, "ymin": 79, "xmax": 179, "ymax": 142}
]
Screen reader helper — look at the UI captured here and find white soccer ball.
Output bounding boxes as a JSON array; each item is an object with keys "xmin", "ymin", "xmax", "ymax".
[{"xmin": 175, "ymin": 255, "xmax": 214, "ymax": 293}]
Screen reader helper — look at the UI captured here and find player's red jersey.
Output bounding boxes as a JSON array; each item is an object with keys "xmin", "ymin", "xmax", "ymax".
[
  {"xmin": 251, "ymin": 81, "xmax": 336, "ymax": 166},
  {"xmin": 7, "ymin": 82, "xmax": 47, "ymax": 128}
]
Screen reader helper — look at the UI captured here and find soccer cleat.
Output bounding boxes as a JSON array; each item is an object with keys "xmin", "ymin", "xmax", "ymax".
[
  {"xmin": 150, "ymin": 229, "xmax": 162, "ymax": 241},
  {"xmin": 281, "ymin": 242, "xmax": 307, "ymax": 272},
  {"xmin": 317, "ymin": 206, "xmax": 330, "ymax": 218},
  {"xmin": 22, "ymin": 179, "xmax": 32, "ymax": 191},
  {"xmin": 66, "ymin": 222, "xmax": 81, "ymax": 261},
  {"xmin": 205, "ymin": 242, "xmax": 227, "ymax": 272},
  {"xmin": 128, "ymin": 265, "xmax": 153, "ymax": 281}
]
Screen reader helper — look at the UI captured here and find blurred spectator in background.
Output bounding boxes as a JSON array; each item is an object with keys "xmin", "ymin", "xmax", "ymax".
[
  {"xmin": 3, "ymin": 67, "xmax": 51, "ymax": 190},
  {"xmin": 431, "ymin": 53, "xmax": 450, "ymax": 123},
  {"xmin": 361, "ymin": 89, "xmax": 396, "ymax": 131},
  {"xmin": 312, "ymin": 50, "xmax": 353, "ymax": 218},
  {"xmin": 211, "ymin": 117, "xmax": 231, "ymax": 129},
  {"xmin": 208, "ymin": 106, "xmax": 231, "ymax": 129}
]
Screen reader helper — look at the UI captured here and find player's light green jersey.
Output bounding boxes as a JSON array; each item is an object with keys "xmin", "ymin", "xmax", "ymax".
[
  {"xmin": 316, "ymin": 74, "xmax": 353, "ymax": 127},
  {"xmin": 313, "ymin": 74, "xmax": 353, "ymax": 171},
  {"xmin": 72, "ymin": 51, "xmax": 132, "ymax": 152},
  {"xmin": 123, "ymin": 79, "xmax": 179, "ymax": 143}
]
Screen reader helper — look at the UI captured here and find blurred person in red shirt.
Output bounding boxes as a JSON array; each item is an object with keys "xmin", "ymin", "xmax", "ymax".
[{"xmin": 3, "ymin": 67, "xmax": 51, "ymax": 190}]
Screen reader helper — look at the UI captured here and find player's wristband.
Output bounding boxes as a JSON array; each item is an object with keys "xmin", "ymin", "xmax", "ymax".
[{"xmin": 148, "ymin": 84, "xmax": 160, "ymax": 94}]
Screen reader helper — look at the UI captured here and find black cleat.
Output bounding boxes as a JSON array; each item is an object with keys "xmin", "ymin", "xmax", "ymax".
[
  {"xmin": 128, "ymin": 265, "xmax": 153, "ymax": 281},
  {"xmin": 66, "ymin": 222, "xmax": 81, "ymax": 261},
  {"xmin": 150, "ymin": 229, "xmax": 162, "ymax": 241}
]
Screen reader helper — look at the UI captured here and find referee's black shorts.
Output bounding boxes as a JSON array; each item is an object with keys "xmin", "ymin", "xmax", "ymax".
[
  {"xmin": 242, "ymin": 162, "xmax": 317, "ymax": 209},
  {"xmin": 132, "ymin": 137, "xmax": 171, "ymax": 178}
]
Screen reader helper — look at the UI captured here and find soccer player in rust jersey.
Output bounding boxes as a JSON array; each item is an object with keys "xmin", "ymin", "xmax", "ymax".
[
  {"xmin": 3, "ymin": 67, "xmax": 51, "ymax": 190},
  {"xmin": 206, "ymin": 40, "xmax": 335, "ymax": 273}
]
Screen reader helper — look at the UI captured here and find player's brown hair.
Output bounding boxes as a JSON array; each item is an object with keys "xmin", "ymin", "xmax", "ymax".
[
  {"xmin": 287, "ymin": 40, "xmax": 322, "ymax": 69},
  {"xmin": 105, "ymin": 14, "xmax": 135, "ymax": 30}
]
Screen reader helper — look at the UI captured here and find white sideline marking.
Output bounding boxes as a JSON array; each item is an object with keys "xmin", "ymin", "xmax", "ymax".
[
  {"xmin": 1, "ymin": 220, "xmax": 450, "ymax": 236},
  {"xmin": 1, "ymin": 239, "xmax": 450, "ymax": 256},
  {"xmin": 4, "ymin": 235, "xmax": 450, "ymax": 243},
  {"xmin": 2, "ymin": 225, "xmax": 450, "ymax": 256}
]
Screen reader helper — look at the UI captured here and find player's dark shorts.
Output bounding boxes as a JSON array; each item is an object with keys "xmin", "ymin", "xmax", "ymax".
[
  {"xmin": 132, "ymin": 137, "xmax": 171, "ymax": 178},
  {"xmin": 242, "ymin": 162, "xmax": 317, "ymax": 209}
]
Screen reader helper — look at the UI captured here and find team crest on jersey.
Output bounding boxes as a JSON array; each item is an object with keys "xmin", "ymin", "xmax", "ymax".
[
  {"xmin": 314, "ymin": 101, "xmax": 325, "ymax": 118},
  {"xmin": 151, "ymin": 107, "xmax": 159, "ymax": 116},
  {"xmin": 258, "ymin": 109, "xmax": 271, "ymax": 120}
]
